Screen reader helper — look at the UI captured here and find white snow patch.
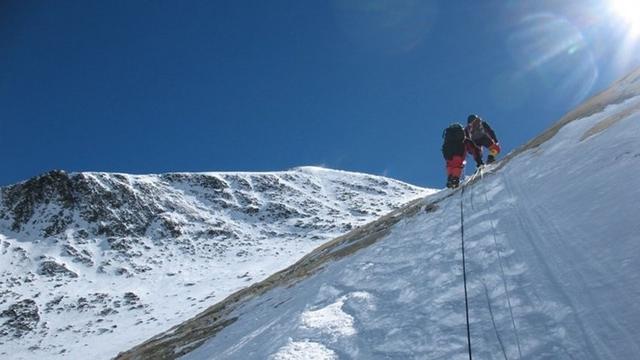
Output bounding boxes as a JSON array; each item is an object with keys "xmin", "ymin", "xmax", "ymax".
[
  {"xmin": 270, "ymin": 339, "xmax": 337, "ymax": 360},
  {"xmin": 301, "ymin": 297, "xmax": 356, "ymax": 339}
]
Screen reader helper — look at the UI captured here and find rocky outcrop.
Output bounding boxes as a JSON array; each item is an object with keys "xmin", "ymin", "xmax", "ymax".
[
  {"xmin": 37, "ymin": 260, "xmax": 78, "ymax": 278},
  {"xmin": 0, "ymin": 299, "xmax": 40, "ymax": 337}
]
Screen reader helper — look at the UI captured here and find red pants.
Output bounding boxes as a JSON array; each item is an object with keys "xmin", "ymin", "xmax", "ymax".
[{"xmin": 446, "ymin": 155, "xmax": 465, "ymax": 178}]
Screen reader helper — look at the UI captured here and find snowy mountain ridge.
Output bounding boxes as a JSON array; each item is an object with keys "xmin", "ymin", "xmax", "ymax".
[
  {"xmin": 0, "ymin": 166, "xmax": 432, "ymax": 359},
  {"xmin": 117, "ymin": 68, "xmax": 640, "ymax": 359}
]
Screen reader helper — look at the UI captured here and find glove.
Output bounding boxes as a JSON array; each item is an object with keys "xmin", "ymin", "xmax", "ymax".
[
  {"xmin": 475, "ymin": 158, "xmax": 484, "ymax": 168},
  {"xmin": 489, "ymin": 143, "xmax": 500, "ymax": 157}
]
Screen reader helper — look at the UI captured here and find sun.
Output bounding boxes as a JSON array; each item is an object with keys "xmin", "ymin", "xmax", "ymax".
[{"xmin": 610, "ymin": 0, "xmax": 640, "ymax": 35}]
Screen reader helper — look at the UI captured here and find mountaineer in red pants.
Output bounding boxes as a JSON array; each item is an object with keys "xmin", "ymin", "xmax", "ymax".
[
  {"xmin": 441, "ymin": 123, "xmax": 469, "ymax": 188},
  {"xmin": 465, "ymin": 114, "xmax": 501, "ymax": 167}
]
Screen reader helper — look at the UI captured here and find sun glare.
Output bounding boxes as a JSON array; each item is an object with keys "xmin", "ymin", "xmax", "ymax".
[{"xmin": 610, "ymin": 0, "xmax": 640, "ymax": 35}]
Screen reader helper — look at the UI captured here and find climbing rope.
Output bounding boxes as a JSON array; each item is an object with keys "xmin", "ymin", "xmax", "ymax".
[
  {"xmin": 464, "ymin": 167, "xmax": 508, "ymax": 360},
  {"xmin": 479, "ymin": 168, "xmax": 523, "ymax": 359},
  {"xmin": 459, "ymin": 184, "xmax": 473, "ymax": 360},
  {"xmin": 458, "ymin": 165, "xmax": 522, "ymax": 360}
]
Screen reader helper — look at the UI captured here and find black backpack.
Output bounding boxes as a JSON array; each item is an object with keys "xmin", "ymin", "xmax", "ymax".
[
  {"xmin": 442, "ymin": 123, "xmax": 465, "ymax": 143},
  {"xmin": 442, "ymin": 123, "xmax": 466, "ymax": 160}
]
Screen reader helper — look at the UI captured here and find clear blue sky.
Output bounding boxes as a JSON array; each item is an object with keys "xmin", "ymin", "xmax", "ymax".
[{"xmin": 1, "ymin": 0, "xmax": 639, "ymax": 188}]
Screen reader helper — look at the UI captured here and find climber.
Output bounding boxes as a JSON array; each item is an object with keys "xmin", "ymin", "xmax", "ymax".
[
  {"xmin": 465, "ymin": 114, "xmax": 500, "ymax": 167},
  {"xmin": 441, "ymin": 123, "xmax": 468, "ymax": 189}
]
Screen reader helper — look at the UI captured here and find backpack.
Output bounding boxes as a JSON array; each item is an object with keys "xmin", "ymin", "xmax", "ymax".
[
  {"xmin": 442, "ymin": 123, "xmax": 466, "ymax": 160},
  {"xmin": 442, "ymin": 123, "xmax": 465, "ymax": 143}
]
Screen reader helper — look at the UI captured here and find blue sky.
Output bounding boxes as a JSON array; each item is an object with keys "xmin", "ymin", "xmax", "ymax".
[{"xmin": 1, "ymin": 0, "xmax": 639, "ymax": 188}]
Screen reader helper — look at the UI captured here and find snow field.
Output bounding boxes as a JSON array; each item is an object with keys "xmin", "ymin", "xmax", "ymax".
[{"xmin": 0, "ymin": 167, "xmax": 432, "ymax": 359}]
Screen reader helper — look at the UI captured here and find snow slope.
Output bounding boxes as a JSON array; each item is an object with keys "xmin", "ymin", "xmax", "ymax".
[
  {"xmin": 0, "ymin": 167, "xmax": 432, "ymax": 359},
  {"xmin": 120, "ymin": 73, "xmax": 640, "ymax": 359}
]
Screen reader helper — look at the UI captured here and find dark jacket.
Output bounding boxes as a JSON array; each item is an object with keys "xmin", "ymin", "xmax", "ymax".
[
  {"xmin": 465, "ymin": 120, "xmax": 498, "ymax": 145},
  {"xmin": 465, "ymin": 121, "xmax": 498, "ymax": 164}
]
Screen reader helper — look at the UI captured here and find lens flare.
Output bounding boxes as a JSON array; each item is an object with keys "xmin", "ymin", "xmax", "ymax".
[
  {"xmin": 507, "ymin": 14, "xmax": 598, "ymax": 106},
  {"xmin": 610, "ymin": 0, "xmax": 640, "ymax": 36}
]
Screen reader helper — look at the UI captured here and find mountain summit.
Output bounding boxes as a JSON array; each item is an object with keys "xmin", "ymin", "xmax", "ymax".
[{"xmin": 0, "ymin": 167, "xmax": 431, "ymax": 359}]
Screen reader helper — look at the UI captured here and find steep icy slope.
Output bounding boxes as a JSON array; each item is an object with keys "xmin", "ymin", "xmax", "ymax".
[
  {"xmin": 118, "ymin": 72, "xmax": 640, "ymax": 359},
  {"xmin": 0, "ymin": 167, "xmax": 432, "ymax": 359}
]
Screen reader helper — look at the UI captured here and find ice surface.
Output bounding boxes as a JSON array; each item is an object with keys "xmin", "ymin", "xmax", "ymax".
[{"xmin": 181, "ymin": 96, "xmax": 640, "ymax": 359}]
